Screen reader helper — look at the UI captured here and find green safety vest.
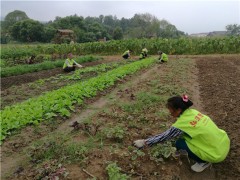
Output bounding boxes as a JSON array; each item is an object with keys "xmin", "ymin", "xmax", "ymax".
[
  {"xmin": 161, "ymin": 53, "xmax": 168, "ymax": 61},
  {"xmin": 142, "ymin": 48, "xmax": 148, "ymax": 53},
  {"xmin": 172, "ymin": 109, "xmax": 230, "ymax": 163},
  {"xmin": 122, "ymin": 50, "xmax": 130, "ymax": 56},
  {"xmin": 63, "ymin": 58, "xmax": 75, "ymax": 69}
]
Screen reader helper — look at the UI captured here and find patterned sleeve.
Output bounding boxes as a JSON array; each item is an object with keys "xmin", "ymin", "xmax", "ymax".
[{"xmin": 145, "ymin": 126, "xmax": 183, "ymax": 146}]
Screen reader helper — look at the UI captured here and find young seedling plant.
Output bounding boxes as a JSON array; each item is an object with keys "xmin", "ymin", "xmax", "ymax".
[{"xmin": 149, "ymin": 141, "xmax": 176, "ymax": 164}]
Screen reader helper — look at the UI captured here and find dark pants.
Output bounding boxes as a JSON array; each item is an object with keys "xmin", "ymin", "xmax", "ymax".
[
  {"xmin": 122, "ymin": 54, "xmax": 129, "ymax": 59},
  {"xmin": 140, "ymin": 52, "xmax": 147, "ymax": 59},
  {"xmin": 63, "ymin": 66, "xmax": 76, "ymax": 72},
  {"xmin": 176, "ymin": 139, "xmax": 206, "ymax": 163}
]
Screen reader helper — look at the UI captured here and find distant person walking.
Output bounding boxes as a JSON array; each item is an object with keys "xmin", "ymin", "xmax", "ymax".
[
  {"xmin": 158, "ymin": 51, "xmax": 168, "ymax": 63},
  {"xmin": 63, "ymin": 53, "xmax": 83, "ymax": 72},
  {"xmin": 122, "ymin": 50, "xmax": 132, "ymax": 59}
]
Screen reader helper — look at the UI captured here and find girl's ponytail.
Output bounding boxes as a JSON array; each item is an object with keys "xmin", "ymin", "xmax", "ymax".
[
  {"xmin": 167, "ymin": 95, "xmax": 193, "ymax": 113},
  {"xmin": 182, "ymin": 95, "xmax": 193, "ymax": 108}
]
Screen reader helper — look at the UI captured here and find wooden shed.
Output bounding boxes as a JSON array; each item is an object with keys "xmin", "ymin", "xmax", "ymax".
[{"xmin": 54, "ymin": 29, "xmax": 75, "ymax": 44}]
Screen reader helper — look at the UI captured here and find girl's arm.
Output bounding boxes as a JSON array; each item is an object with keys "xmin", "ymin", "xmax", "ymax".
[
  {"xmin": 74, "ymin": 60, "xmax": 83, "ymax": 68},
  {"xmin": 145, "ymin": 126, "xmax": 183, "ymax": 146}
]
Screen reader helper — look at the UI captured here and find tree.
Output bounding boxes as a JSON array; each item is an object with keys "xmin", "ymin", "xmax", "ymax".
[
  {"xmin": 119, "ymin": 17, "xmax": 130, "ymax": 33},
  {"xmin": 99, "ymin": 15, "xmax": 104, "ymax": 24},
  {"xmin": 145, "ymin": 15, "xmax": 160, "ymax": 38},
  {"xmin": 52, "ymin": 15, "xmax": 84, "ymax": 30},
  {"xmin": 158, "ymin": 19, "xmax": 184, "ymax": 38},
  {"xmin": 42, "ymin": 26, "xmax": 56, "ymax": 42},
  {"xmin": 226, "ymin": 24, "xmax": 240, "ymax": 35},
  {"xmin": 11, "ymin": 19, "xmax": 44, "ymax": 42},
  {"xmin": 4, "ymin": 10, "xmax": 29, "ymax": 30},
  {"xmin": 103, "ymin": 15, "xmax": 115, "ymax": 27},
  {"xmin": 113, "ymin": 26, "xmax": 123, "ymax": 40}
]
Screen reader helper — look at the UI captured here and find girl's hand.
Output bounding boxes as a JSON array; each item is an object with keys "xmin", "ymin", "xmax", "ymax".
[{"xmin": 133, "ymin": 139, "xmax": 146, "ymax": 148}]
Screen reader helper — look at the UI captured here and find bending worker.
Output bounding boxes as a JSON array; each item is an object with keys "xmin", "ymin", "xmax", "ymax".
[
  {"xmin": 63, "ymin": 53, "xmax": 83, "ymax": 72},
  {"xmin": 133, "ymin": 95, "xmax": 230, "ymax": 173},
  {"xmin": 139, "ymin": 48, "xmax": 148, "ymax": 59},
  {"xmin": 122, "ymin": 50, "xmax": 132, "ymax": 59},
  {"xmin": 158, "ymin": 51, "xmax": 168, "ymax": 63}
]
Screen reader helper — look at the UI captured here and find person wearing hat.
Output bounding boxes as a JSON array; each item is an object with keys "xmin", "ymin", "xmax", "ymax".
[{"xmin": 63, "ymin": 53, "xmax": 83, "ymax": 72}]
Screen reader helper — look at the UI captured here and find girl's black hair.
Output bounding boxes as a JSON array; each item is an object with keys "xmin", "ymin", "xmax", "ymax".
[{"xmin": 167, "ymin": 95, "xmax": 193, "ymax": 113}]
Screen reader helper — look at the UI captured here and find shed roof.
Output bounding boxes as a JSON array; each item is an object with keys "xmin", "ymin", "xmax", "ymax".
[{"xmin": 57, "ymin": 29, "xmax": 74, "ymax": 33}]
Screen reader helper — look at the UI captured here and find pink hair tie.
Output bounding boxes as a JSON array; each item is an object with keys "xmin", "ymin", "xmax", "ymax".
[{"xmin": 182, "ymin": 95, "xmax": 188, "ymax": 102}]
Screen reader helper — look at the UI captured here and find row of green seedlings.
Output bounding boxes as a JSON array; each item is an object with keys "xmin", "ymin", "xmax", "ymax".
[
  {"xmin": 1, "ymin": 61, "xmax": 128, "ymax": 109},
  {"xmin": 1, "ymin": 53, "xmax": 80, "ymax": 67},
  {"xmin": 0, "ymin": 58, "xmax": 156, "ymax": 143},
  {"xmin": 1, "ymin": 55, "xmax": 101, "ymax": 77},
  {"xmin": 29, "ymin": 61, "xmax": 128, "ymax": 88},
  {"xmin": 0, "ymin": 54, "xmax": 99, "ymax": 68}
]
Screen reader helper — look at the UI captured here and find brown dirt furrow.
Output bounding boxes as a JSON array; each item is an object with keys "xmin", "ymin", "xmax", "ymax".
[{"xmin": 196, "ymin": 56, "xmax": 240, "ymax": 179}]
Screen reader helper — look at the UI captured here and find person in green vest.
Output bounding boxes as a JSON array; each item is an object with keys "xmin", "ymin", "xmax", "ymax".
[
  {"xmin": 63, "ymin": 53, "xmax": 83, "ymax": 72},
  {"xmin": 139, "ymin": 48, "xmax": 148, "ymax": 59},
  {"xmin": 122, "ymin": 50, "xmax": 132, "ymax": 59},
  {"xmin": 158, "ymin": 51, "xmax": 168, "ymax": 63},
  {"xmin": 133, "ymin": 95, "xmax": 230, "ymax": 172}
]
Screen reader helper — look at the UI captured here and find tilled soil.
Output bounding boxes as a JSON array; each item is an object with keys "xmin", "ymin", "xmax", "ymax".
[
  {"xmin": 196, "ymin": 56, "xmax": 240, "ymax": 179},
  {"xmin": 1, "ymin": 55, "xmax": 240, "ymax": 180}
]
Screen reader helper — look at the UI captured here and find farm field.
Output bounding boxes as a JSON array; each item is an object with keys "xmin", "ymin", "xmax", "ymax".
[
  {"xmin": 1, "ymin": 54, "xmax": 240, "ymax": 179},
  {"xmin": 1, "ymin": 55, "xmax": 122, "ymax": 89}
]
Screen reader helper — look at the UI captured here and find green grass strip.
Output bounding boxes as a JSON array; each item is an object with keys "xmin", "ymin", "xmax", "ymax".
[
  {"xmin": 0, "ymin": 58, "xmax": 155, "ymax": 142},
  {"xmin": 1, "ymin": 55, "xmax": 101, "ymax": 77}
]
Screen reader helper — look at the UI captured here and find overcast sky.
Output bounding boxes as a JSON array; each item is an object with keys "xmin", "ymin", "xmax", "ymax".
[{"xmin": 1, "ymin": 0, "xmax": 240, "ymax": 34}]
